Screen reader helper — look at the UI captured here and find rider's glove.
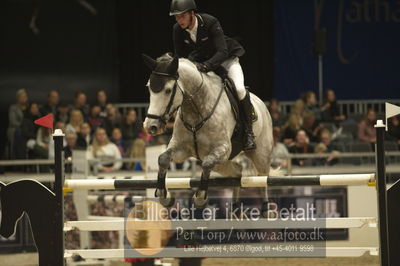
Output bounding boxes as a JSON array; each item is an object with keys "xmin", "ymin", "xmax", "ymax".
[{"xmin": 195, "ymin": 62, "xmax": 211, "ymax": 73}]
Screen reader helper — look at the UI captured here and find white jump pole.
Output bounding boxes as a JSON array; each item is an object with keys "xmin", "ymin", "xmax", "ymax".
[{"xmin": 64, "ymin": 173, "xmax": 375, "ymax": 190}]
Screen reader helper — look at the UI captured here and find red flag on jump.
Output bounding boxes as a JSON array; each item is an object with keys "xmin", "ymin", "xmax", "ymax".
[{"xmin": 34, "ymin": 114, "xmax": 54, "ymax": 129}]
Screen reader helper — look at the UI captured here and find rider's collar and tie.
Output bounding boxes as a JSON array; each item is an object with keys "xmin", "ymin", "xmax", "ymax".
[{"xmin": 185, "ymin": 15, "xmax": 198, "ymax": 43}]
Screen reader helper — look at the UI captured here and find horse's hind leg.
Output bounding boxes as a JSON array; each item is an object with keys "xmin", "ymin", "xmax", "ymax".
[
  {"xmin": 245, "ymin": 149, "xmax": 273, "ymax": 218},
  {"xmin": 245, "ymin": 150, "xmax": 271, "ymax": 176},
  {"xmin": 213, "ymin": 160, "xmax": 243, "ymax": 206},
  {"xmin": 213, "ymin": 160, "xmax": 242, "ymax": 178}
]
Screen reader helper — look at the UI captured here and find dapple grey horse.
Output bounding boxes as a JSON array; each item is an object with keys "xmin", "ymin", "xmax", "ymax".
[{"xmin": 143, "ymin": 53, "xmax": 275, "ymax": 207}]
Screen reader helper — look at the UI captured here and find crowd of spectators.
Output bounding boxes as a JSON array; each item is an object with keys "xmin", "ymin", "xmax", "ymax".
[
  {"xmin": 6, "ymin": 88, "xmax": 400, "ymax": 255},
  {"xmin": 5, "ymin": 88, "xmax": 400, "ymax": 172},
  {"xmin": 5, "ymin": 89, "xmax": 162, "ymax": 172},
  {"xmin": 270, "ymin": 89, "xmax": 400, "ymax": 167}
]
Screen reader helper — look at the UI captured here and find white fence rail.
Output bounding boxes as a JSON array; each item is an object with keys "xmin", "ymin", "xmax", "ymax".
[{"xmin": 114, "ymin": 99, "xmax": 400, "ymax": 119}]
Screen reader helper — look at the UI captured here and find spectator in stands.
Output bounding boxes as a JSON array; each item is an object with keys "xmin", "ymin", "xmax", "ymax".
[
  {"xmin": 19, "ymin": 102, "xmax": 41, "ymax": 158},
  {"xmin": 55, "ymin": 101, "xmax": 70, "ymax": 123},
  {"xmin": 320, "ymin": 129, "xmax": 340, "ymax": 152},
  {"xmin": 77, "ymin": 122, "xmax": 91, "ymax": 148},
  {"xmin": 7, "ymin": 88, "xmax": 29, "ymax": 158},
  {"xmin": 315, "ymin": 129, "xmax": 341, "ymax": 165},
  {"xmin": 358, "ymin": 109, "xmax": 377, "ymax": 144},
  {"xmin": 289, "ymin": 129, "xmax": 314, "ymax": 166},
  {"xmin": 103, "ymin": 104, "xmax": 122, "ymax": 136},
  {"xmin": 291, "ymin": 99, "xmax": 305, "ymax": 118},
  {"xmin": 320, "ymin": 89, "xmax": 346, "ymax": 124},
  {"xmin": 271, "ymin": 126, "xmax": 289, "ymax": 168},
  {"xmin": 72, "ymin": 91, "xmax": 89, "ymax": 118},
  {"xmin": 40, "ymin": 90, "xmax": 59, "ymax": 115},
  {"xmin": 282, "ymin": 114, "xmax": 302, "ymax": 146},
  {"xmin": 302, "ymin": 91, "xmax": 321, "ymax": 121},
  {"xmin": 387, "ymin": 115, "xmax": 400, "ymax": 145},
  {"xmin": 35, "ymin": 127, "xmax": 51, "ymax": 159},
  {"xmin": 87, "ymin": 127, "xmax": 122, "ymax": 172},
  {"xmin": 128, "ymin": 138, "xmax": 146, "ymax": 171},
  {"xmin": 111, "ymin": 127, "xmax": 126, "ymax": 157},
  {"xmin": 66, "ymin": 110, "xmax": 84, "ymax": 134},
  {"xmin": 64, "ymin": 131, "xmax": 77, "ymax": 159},
  {"xmin": 121, "ymin": 109, "xmax": 142, "ymax": 147},
  {"xmin": 302, "ymin": 111, "xmax": 324, "ymax": 143},
  {"xmin": 268, "ymin": 98, "xmax": 284, "ymax": 127},
  {"xmin": 48, "ymin": 122, "xmax": 66, "ymax": 159},
  {"xmin": 96, "ymin": 89, "xmax": 108, "ymax": 118},
  {"xmin": 87, "ymin": 104, "xmax": 104, "ymax": 131},
  {"xmin": 64, "ymin": 131, "xmax": 78, "ymax": 173},
  {"xmin": 313, "ymin": 143, "xmax": 329, "ymax": 166}
]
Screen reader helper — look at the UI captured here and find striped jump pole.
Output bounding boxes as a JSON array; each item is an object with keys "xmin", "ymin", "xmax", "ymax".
[
  {"xmin": 86, "ymin": 194, "xmax": 143, "ymax": 204},
  {"xmin": 64, "ymin": 173, "xmax": 376, "ymax": 190}
]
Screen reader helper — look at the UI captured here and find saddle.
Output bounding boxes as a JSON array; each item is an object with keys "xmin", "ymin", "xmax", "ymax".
[{"xmin": 213, "ymin": 66, "xmax": 257, "ymax": 159}]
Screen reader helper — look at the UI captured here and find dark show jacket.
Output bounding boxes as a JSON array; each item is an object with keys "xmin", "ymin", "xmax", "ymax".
[{"xmin": 173, "ymin": 13, "xmax": 245, "ymax": 70}]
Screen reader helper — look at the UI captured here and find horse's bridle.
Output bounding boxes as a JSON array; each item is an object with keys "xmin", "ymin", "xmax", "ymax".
[
  {"xmin": 146, "ymin": 67, "xmax": 224, "ymax": 161},
  {"xmin": 145, "ymin": 68, "xmax": 205, "ymax": 125},
  {"xmin": 145, "ymin": 71, "xmax": 181, "ymax": 125}
]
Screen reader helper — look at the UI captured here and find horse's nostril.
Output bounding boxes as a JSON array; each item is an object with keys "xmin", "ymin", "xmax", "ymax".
[{"xmin": 149, "ymin": 125, "xmax": 158, "ymax": 135}]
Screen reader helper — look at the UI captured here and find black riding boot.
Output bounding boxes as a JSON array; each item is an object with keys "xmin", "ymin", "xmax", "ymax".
[{"xmin": 240, "ymin": 91, "xmax": 257, "ymax": 150}]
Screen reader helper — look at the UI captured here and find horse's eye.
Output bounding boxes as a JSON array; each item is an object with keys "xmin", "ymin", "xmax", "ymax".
[{"xmin": 165, "ymin": 88, "xmax": 172, "ymax": 95}]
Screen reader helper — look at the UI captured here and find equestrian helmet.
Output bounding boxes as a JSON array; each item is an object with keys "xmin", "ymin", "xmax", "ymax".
[{"xmin": 170, "ymin": 0, "xmax": 197, "ymax": 16}]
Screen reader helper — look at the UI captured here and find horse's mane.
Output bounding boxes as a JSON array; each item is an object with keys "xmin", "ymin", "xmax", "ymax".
[{"xmin": 154, "ymin": 53, "xmax": 222, "ymax": 91}]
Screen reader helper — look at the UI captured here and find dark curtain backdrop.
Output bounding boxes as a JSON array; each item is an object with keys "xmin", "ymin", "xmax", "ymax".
[
  {"xmin": 0, "ymin": 0, "xmax": 118, "ymax": 157},
  {"xmin": 0, "ymin": 0, "xmax": 274, "ymax": 156},
  {"xmin": 117, "ymin": 0, "xmax": 274, "ymax": 102},
  {"xmin": 0, "ymin": 0, "xmax": 118, "ymax": 104},
  {"xmin": 275, "ymin": 0, "xmax": 400, "ymax": 101}
]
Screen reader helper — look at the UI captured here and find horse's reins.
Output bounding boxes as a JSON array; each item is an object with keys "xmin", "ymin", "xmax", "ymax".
[
  {"xmin": 180, "ymin": 75, "xmax": 224, "ymax": 161},
  {"xmin": 146, "ymin": 67, "xmax": 225, "ymax": 161}
]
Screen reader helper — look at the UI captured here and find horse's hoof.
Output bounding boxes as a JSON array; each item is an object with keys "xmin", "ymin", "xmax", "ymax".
[
  {"xmin": 156, "ymin": 189, "xmax": 175, "ymax": 207},
  {"xmin": 193, "ymin": 190, "xmax": 208, "ymax": 208},
  {"xmin": 155, "ymin": 188, "xmax": 167, "ymax": 198},
  {"xmin": 159, "ymin": 196, "xmax": 175, "ymax": 208},
  {"xmin": 261, "ymin": 201, "xmax": 276, "ymax": 219}
]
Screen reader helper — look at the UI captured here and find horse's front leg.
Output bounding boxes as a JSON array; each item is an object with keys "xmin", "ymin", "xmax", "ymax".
[
  {"xmin": 193, "ymin": 144, "xmax": 230, "ymax": 208},
  {"xmin": 156, "ymin": 145, "xmax": 189, "ymax": 207}
]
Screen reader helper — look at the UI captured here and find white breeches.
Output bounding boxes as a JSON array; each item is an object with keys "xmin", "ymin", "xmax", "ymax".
[{"xmin": 221, "ymin": 57, "xmax": 247, "ymax": 100}]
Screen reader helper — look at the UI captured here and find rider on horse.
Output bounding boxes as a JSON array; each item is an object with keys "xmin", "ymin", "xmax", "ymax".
[{"xmin": 170, "ymin": 0, "xmax": 257, "ymax": 150}]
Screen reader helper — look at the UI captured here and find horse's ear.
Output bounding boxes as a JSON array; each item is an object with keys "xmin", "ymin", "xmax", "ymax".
[
  {"xmin": 142, "ymin": 54, "xmax": 157, "ymax": 70},
  {"xmin": 167, "ymin": 56, "xmax": 179, "ymax": 75}
]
